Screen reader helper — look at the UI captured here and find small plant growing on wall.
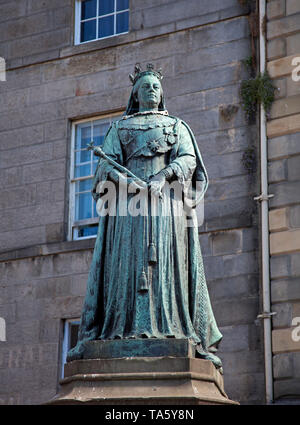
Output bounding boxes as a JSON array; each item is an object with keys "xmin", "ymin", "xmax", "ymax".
[
  {"xmin": 238, "ymin": 0, "xmax": 275, "ymax": 123},
  {"xmin": 240, "ymin": 69, "xmax": 276, "ymax": 122}
]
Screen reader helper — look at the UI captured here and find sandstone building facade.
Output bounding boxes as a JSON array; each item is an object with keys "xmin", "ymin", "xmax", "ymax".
[{"xmin": 0, "ymin": 0, "xmax": 299, "ymax": 405}]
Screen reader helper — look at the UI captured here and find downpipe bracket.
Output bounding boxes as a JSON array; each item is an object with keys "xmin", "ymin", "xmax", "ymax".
[
  {"xmin": 254, "ymin": 194, "xmax": 274, "ymax": 202},
  {"xmin": 257, "ymin": 311, "xmax": 277, "ymax": 320}
]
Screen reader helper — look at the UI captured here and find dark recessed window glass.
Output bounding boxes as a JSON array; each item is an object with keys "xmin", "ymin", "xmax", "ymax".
[
  {"xmin": 116, "ymin": 11, "xmax": 129, "ymax": 34},
  {"xmin": 80, "ymin": 19, "xmax": 96, "ymax": 42},
  {"xmin": 99, "ymin": 0, "xmax": 114, "ymax": 16},
  {"xmin": 77, "ymin": 225, "xmax": 98, "ymax": 238},
  {"xmin": 117, "ymin": 0, "xmax": 129, "ymax": 11},
  {"xmin": 98, "ymin": 15, "xmax": 114, "ymax": 38},
  {"xmin": 69, "ymin": 323, "xmax": 80, "ymax": 349},
  {"xmin": 81, "ymin": 0, "xmax": 97, "ymax": 20}
]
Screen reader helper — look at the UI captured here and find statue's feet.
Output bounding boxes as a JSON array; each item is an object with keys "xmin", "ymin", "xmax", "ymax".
[{"xmin": 66, "ymin": 342, "xmax": 86, "ymax": 362}]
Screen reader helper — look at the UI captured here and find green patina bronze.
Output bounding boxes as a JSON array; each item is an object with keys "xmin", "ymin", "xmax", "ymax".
[{"xmin": 67, "ymin": 64, "xmax": 223, "ymax": 368}]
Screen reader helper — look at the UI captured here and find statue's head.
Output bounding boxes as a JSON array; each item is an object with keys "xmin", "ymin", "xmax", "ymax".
[{"xmin": 125, "ymin": 63, "xmax": 166, "ymax": 115}]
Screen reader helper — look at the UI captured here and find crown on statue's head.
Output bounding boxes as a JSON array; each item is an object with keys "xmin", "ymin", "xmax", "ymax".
[{"xmin": 129, "ymin": 63, "xmax": 163, "ymax": 85}]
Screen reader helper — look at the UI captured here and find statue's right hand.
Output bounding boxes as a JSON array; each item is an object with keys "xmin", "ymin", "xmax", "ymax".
[
  {"xmin": 109, "ymin": 169, "xmax": 147, "ymax": 190},
  {"xmin": 127, "ymin": 177, "xmax": 148, "ymax": 191}
]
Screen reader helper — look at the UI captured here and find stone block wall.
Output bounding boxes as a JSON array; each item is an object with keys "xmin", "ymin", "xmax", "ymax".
[
  {"xmin": 0, "ymin": 0, "xmax": 264, "ymax": 404},
  {"xmin": 267, "ymin": 0, "xmax": 300, "ymax": 402}
]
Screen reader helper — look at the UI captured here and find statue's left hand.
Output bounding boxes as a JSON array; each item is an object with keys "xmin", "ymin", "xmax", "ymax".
[{"xmin": 148, "ymin": 172, "xmax": 166, "ymax": 198}]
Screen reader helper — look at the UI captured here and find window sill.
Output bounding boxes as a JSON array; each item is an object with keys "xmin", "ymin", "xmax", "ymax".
[
  {"xmin": 0, "ymin": 238, "xmax": 96, "ymax": 263},
  {"xmin": 60, "ymin": 21, "xmax": 177, "ymax": 61},
  {"xmin": 60, "ymin": 31, "xmax": 136, "ymax": 59}
]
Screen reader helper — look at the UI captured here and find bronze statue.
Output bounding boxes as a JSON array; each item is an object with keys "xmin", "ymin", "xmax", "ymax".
[{"xmin": 67, "ymin": 63, "xmax": 222, "ymax": 369}]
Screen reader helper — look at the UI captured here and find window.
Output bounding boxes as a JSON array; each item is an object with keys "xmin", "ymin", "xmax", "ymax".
[
  {"xmin": 69, "ymin": 113, "xmax": 122, "ymax": 240},
  {"xmin": 61, "ymin": 319, "xmax": 80, "ymax": 377},
  {"xmin": 75, "ymin": 0, "xmax": 129, "ymax": 44}
]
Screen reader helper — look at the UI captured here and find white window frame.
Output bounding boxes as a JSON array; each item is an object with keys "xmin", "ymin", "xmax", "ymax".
[
  {"xmin": 74, "ymin": 0, "xmax": 129, "ymax": 45},
  {"xmin": 61, "ymin": 318, "xmax": 80, "ymax": 378},
  {"xmin": 68, "ymin": 112, "xmax": 122, "ymax": 241}
]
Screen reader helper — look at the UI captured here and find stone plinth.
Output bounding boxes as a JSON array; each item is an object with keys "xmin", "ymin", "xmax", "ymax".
[
  {"xmin": 48, "ymin": 340, "xmax": 238, "ymax": 405},
  {"xmin": 81, "ymin": 338, "xmax": 196, "ymax": 359}
]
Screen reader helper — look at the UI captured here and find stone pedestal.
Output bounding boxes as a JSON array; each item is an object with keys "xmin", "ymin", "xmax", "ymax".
[{"xmin": 48, "ymin": 340, "xmax": 238, "ymax": 405}]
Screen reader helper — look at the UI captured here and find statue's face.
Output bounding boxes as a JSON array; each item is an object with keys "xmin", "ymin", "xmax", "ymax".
[{"xmin": 136, "ymin": 74, "xmax": 162, "ymax": 111}]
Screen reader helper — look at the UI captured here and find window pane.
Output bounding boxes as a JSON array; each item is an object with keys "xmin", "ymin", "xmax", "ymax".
[
  {"xmin": 98, "ymin": 0, "xmax": 114, "ymax": 16},
  {"xmin": 81, "ymin": 19, "xmax": 96, "ymax": 42},
  {"xmin": 117, "ymin": 0, "xmax": 129, "ymax": 11},
  {"xmin": 98, "ymin": 15, "xmax": 114, "ymax": 38},
  {"xmin": 94, "ymin": 122, "xmax": 110, "ymax": 146},
  {"xmin": 69, "ymin": 323, "xmax": 80, "ymax": 349},
  {"xmin": 75, "ymin": 149, "xmax": 90, "ymax": 165},
  {"xmin": 76, "ymin": 125, "xmax": 92, "ymax": 150},
  {"xmin": 75, "ymin": 192, "xmax": 92, "ymax": 220},
  {"xmin": 75, "ymin": 179, "xmax": 92, "ymax": 193},
  {"xmin": 116, "ymin": 11, "xmax": 129, "ymax": 34},
  {"xmin": 93, "ymin": 133, "xmax": 105, "ymax": 146},
  {"xmin": 93, "ymin": 200, "xmax": 98, "ymax": 217},
  {"xmin": 81, "ymin": 0, "xmax": 97, "ymax": 20},
  {"xmin": 77, "ymin": 224, "xmax": 98, "ymax": 238},
  {"xmin": 81, "ymin": 128, "xmax": 92, "ymax": 148},
  {"xmin": 92, "ymin": 160, "xmax": 98, "ymax": 174},
  {"xmin": 75, "ymin": 163, "xmax": 91, "ymax": 178}
]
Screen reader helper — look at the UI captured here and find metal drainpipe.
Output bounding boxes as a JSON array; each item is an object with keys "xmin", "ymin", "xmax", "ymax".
[{"xmin": 255, "ymin": 0, "xmax": 275, "ymax": 405}]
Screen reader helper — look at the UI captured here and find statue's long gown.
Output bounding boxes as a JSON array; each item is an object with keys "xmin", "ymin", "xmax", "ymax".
[{"xmin": 68, "ymin": 112, "xmax": 222, "ymax": 367}]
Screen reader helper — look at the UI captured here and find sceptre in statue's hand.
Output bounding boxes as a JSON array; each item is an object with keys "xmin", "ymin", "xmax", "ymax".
[{"xmin": 87, "ymin": 141, "xmax": 148, "ymax": 191}]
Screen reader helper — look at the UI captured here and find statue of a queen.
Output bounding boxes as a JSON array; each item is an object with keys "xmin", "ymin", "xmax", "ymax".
[{"xmin": 67, "ymin": 63, "xmax": 223, "ymax": 369}]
